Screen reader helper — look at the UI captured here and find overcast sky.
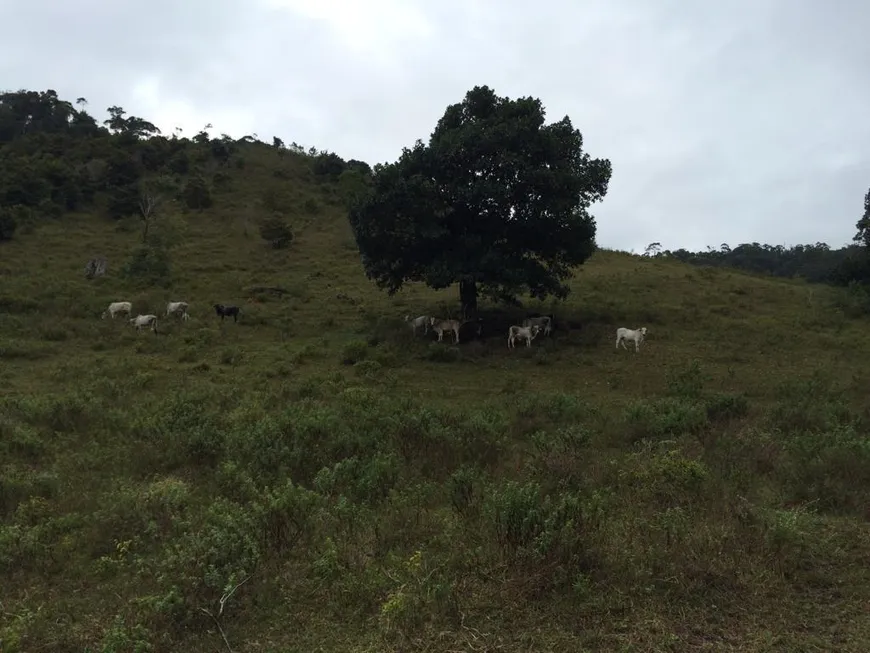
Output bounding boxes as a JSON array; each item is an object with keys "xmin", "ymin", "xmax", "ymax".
[{"xmin": 2, "ymin": 0, "xmax": 869, "ymax": 253}]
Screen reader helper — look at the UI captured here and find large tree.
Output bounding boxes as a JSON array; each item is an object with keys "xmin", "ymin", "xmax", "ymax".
[{"xmin": 348, "ymin": 85, "xmax": 612, "ymax": 318}]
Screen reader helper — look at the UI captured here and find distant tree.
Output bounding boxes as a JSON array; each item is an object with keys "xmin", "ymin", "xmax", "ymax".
[
  {"xmin": 210, "ymin": 136, "xmax": 235, "ymax": 165},
  {"xmin": 313, "ymin": 152, "xmax": 346, "ymax": 180},
  {"xmin": 346, "ymin": 159, "xmax": 372, "ymax": 176},
  {"xmin": 103, "ymin": 105, "xmax": 160, "ymax": 139},
  {"xmin": 644, "ymin": 242, "xmax": 662, "ymax": 257},
  {"xmin": 853, "ymin": 187, "xmax": 870, "ymax": 249},
  {"xmin": 182, "ymin": 173, "xmax": 212, "ymax": 210},
  {"xmin": 124, "ymin": 115, "xmax": 160, "ymax": 139},
  {"xmin": 842, "ymin": 186, "xmax": 870, "ymax": 284},
  {"xmin": 348, "ymin": 85, "xmax": 612, "ymax": 318},
  {"xmin": 104, "ymin": 106, "xmax": 128, "ymax": 133},
  {"xmin": 272, "ymin": 136, "xmax": 284, "ymax": 149}
]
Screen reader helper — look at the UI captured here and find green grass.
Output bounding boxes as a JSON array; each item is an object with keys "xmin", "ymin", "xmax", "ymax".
[{"xmin": 2, "ymin": 143, "xmax": 870, "ymax": 652}]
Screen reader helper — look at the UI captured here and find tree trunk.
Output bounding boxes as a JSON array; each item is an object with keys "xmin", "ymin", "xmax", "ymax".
[{"xmin": 459, "ymin": 278, "xmax": 478, "ymax": 320}]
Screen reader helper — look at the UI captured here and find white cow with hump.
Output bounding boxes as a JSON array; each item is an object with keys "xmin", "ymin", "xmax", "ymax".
[
  {"xmin": 615, "ymin": 326, "xmax": 647, "ymax": 352},
  {"xmin": 405, "ymin": 314, "xmax": 430, "ymax": 336},
  {"xmin": 101, "ymin": 301, "xmax": 132, "ymax": 319},
  {"xmin": 130, "ymin": 314, "xmax": 159, "ymax": 334},
  {"xmin": 522, "ymin": 315, "xmax": 552, "ymax": 337},
  {"xmin": 165, "ymin": 301, "xmax": 190, "ymax": 321},
  {"xmin": 508, "ymin": 324, "xmax": 541, "ymax": 349}
]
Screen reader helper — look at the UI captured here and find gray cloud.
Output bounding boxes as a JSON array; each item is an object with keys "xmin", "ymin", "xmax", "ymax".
[{"xmin": 2, "ymin": 0, "xmax": 868, "ymax": 252}]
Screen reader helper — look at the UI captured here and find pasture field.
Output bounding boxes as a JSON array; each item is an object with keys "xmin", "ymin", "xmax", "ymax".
[{"xmin": 2, "ymin": 144, "xmax": 870, "ymax": 652}]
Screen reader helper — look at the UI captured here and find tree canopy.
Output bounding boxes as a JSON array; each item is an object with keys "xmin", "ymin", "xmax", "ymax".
[{"xmin": 347, "ymin": 85, "xmax": 612, "ymax": 317}]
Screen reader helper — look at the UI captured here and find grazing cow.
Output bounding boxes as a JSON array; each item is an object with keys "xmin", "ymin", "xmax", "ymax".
[
  {"xmin": 429, "ymin": 317, "xmax": 462, "ymax": 344},
  {"xmin": 214, "ymin": 304, "xmax": 241, "ymax": 323},
  {"xmin": 130, "ymin": 314, "xmax": 158, "ymax": 334},
  {"xmin": 101, "ymin": 301, "xmax": 132, "ymax": 320},
  {"xmin": 522, "ymin": 315, "xmax": 553, "ymax": 337},
  {"xmin": 507, "ymin": 324, "xmax": 541, "ymax": 349},
  {"xmin": 165, "ymin": 301, "xmax": 190, "ymax": 321},
  {"xmin": 405, "ymin": 314, "xmax": 430, "ymax": 336},
  {"xmin": 615, "ymin": 326, "xmax": 647, "ymax": 352}
]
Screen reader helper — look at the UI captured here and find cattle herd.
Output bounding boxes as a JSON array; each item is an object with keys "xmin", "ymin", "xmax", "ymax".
[
  {"xmin": 405, "ymin": 314, "xmax": 649, "ymax": 352},
  {"xmin": 100, "ymin": 300, "xmax": 241, "ymax": 334},
  {"xmin": 100, "ymin": 298, "xmax": 648, "ymax": 353}
]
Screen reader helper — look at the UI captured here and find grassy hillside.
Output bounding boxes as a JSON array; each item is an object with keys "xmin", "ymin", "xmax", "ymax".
[{"xmin": 2, "ymin": 140, "xmax": 870, "ymax": 652}]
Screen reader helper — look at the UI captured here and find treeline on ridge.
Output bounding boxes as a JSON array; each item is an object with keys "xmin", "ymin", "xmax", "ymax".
[
  {"xmin": 0, "ymin": 88, "xmax": 372, "ymax": 245},
  {"xmin": 645, "ymin": 240, "xmax": 870, "ymax": 287}
]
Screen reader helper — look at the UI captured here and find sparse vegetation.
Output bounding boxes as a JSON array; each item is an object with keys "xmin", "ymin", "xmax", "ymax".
[{"xmin": 1, "ymin": 87, "xmax": 870, "ymax": 652}]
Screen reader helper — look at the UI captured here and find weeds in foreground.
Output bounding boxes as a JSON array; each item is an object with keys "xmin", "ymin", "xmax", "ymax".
[{"xmin": 2, "ymin": 358, "xmax": 869, "ymax": 651}]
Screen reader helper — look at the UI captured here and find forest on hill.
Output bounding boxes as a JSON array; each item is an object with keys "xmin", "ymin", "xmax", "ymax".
[{"xmin": 0, "ymin": 89, "xmax": 372, "ymax": 253}]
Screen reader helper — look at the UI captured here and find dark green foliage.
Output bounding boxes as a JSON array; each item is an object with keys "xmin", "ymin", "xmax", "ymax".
[
  {"xmin": 103, "ymin": 105, "xmax": 160, "ymax": 139},
  {"xmin": 182, "ymin": 173, "xmax": 212, "ymax": 210},
  {"xmin": 337, "ymin": 168, "xmax": 372, "ymax": 207},
  {"xmin": 258, "ymin": 215, "xmax": 294, "ymax": 249},
  {"xmin": 346, "ymin": 159, "xmax": 372, "ymax": 176},
  {"xmin": 209, "ymin": 137, "xmax": 235, "ymax": 165},
  {"xmin": 852, "ymin": 187, "xmax": 870, "ymax": 249},
  {"xmin": 659, "ymin": 241, "xmax": 865, "ymax": 286},
  {"xmin": 313, "ymin": 151, "xmax": 347, "ymax": 180},
  {"xmin": 348, "ymin": 85, "xmax": 612, "ymax": 315},
  {"xmin": 0, "ymin": 88, "xmax": 307, "ymax": 238},
  {"xmin": 121, "ymin": 242, "xmax": 171, "ymax": 287},
  {"xmin": 106, "ymin": 184, "xmax": 141, "ymax": 220}
]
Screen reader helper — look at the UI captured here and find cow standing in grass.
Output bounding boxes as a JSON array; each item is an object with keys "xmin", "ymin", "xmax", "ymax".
[
  {"xmin": 405, "ymin": 314, "xmax": 430, "ymax": 336},
  {"xmin": 130, "ymin": 314, "xmax": 159, "ymax": 334},
  {"xmin": 165, "ymin": 301, "xmax": 190, "ymax": 321},
  {"xmin": 102, "ymin": 301, "xmax": 132, "ymax": 320},
  {"xmin": 214, "ymin": 304, "xmax": 241, "ymax": 323},
  {"xmin": 523, "ymin": 315, "xmax": 553, "ymax": 337},
  {"xmin": 615, "ymin": 326, "xmax": 647, "ymax": 352}
]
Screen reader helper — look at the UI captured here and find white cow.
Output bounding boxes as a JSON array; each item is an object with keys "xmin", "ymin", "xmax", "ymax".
[
  {"xmin": 430, "ymin": 317, "xmax": 462, "ymax": 344},
  {"xmin": 522, "ymin": 315, "xmax": 552, "ymax": 337},
  {"xmin": 101, "ymin": 301, "xmax": 132, "ymax": 320},
  {"xmin": 508, "ymin": 324, "xmax": 541, "ymax": 349},
  {"xmin": 165, "ymin": 301, "xmax": 190, "ymax": 321},
  {"xmin": 405, "ymin": 314, "xmax": 430, "ymax": 336},
  {"xmin": 130, "ymin": 314, "xmax": 159, "ymax": 334},
  {"xmin": 615, "ymin": 326, "xmax": 647, "ymax": 352}
]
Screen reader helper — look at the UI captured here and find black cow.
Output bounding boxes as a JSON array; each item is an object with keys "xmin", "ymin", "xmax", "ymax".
[{"xmin": 214, "ymin": 303, "xmax": 241, "ymax": 323}]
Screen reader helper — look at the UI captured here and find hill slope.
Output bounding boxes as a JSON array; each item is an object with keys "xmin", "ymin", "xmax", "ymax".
[{"xmin": 2, "ymin": 141, "xmax": 870, "ymax": 652}]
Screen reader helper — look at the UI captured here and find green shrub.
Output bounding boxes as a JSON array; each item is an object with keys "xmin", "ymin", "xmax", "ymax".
[{"xmin": 258, "ymin": 215, "xmax": 294, "ymax": 249}]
